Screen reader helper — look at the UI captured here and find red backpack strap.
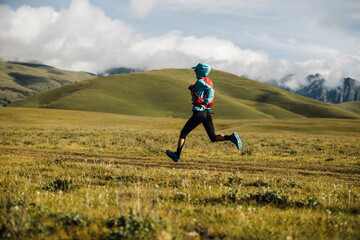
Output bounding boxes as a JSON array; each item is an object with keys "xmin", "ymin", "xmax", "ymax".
[
  {"xmin": 202, "ymin": 77, "xmax": 213, "ymax": 88},
  {"xmin": 203, "ymin": 77, "xmax": 214, "ymax": 108}
]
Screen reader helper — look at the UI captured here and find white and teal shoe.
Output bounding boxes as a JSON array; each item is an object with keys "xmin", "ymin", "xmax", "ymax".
[
  {"xmin": 166, "ymin": 150, "xmax": 180, "ymax": 163},
  {"xmin": 231, "ymin": 132, "xmax": 242, "ymax": 150}
]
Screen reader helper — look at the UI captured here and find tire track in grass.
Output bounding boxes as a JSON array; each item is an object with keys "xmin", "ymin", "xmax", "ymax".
[
  {"xmin": 1, "ymin": 147, "xmax": 359, "ymax": 180},
  {"xmin": 0, "ymin": 147, "xmax": 263, "ymax": 173}
]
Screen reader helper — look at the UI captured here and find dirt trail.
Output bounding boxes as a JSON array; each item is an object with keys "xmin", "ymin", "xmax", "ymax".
[{"xmin": 1, "ymin": 147, "xmax": 359, "ymax": 179}]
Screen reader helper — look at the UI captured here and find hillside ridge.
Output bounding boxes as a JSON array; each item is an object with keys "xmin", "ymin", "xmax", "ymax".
[
  {"xmin": 9, "ymin": 68, "xmax": 360, "ymax": 119},
  {"xmin": 0, "ymin": 61, "xmax": 95, "ymax": 106}
]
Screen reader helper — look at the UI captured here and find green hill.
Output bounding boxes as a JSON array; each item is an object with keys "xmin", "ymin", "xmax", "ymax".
[
  {"xmin": 9, "ymin": 69, "xmax": 360, "ymax": 119},
  {"xmin": 0, "ymin": 61, "xmax": 95, "ymax": 106},
  {"xmin": 336, "ymin": 101, "xmax": 360, "ymax": 115}
]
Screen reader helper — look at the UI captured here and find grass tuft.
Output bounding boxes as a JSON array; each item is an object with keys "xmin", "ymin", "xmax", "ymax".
[
  {"xmin": 42, "ymin": 178, "xmax": 77, "ymax": 192},
  {"xmin": 104, "ymin": 213, "xmax": 156, "ymax": 240}
]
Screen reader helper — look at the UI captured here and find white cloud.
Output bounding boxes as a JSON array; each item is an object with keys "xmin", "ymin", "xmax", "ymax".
[
  {"xmin": 129, "ymin": 0, "xmax": 163, "ymax": 18},
  {"xmin": 0, "ymin": 0, "xmax": 359, "ymax": 89},
  {"xmin": 0, "ymin": 0, "xmax": 270, "ymax": 73},
  {"xmin": 129, "ymin": 0, "xmax": 270, "ymax": 18}
]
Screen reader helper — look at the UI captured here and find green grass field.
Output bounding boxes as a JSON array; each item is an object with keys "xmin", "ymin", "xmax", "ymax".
[{"xmin": 0, "ymin": 107, "xmax": 359, "ymax": 239}]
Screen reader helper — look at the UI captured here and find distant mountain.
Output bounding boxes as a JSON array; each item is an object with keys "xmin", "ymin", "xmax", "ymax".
[
  {"xmin": 297, "ymin": 74, "xmax": 360, "ymax": 103},
  {"xmin": 270, "ymin": 74, "xmax": 360, "ymax": 104},
  {"xmin": 98, "ymin": 67, "xmax": 142, "ymax": 76},
  {"xmin": 9, "ymin": 69, "xmax": 360, "ymax": 119},
  {"xmin": 0, "ymin": 61, "xmax": 95, "ymax": 106}
]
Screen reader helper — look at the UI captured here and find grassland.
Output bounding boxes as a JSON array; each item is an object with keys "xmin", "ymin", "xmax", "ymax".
[
  {"xmin": 0, "ymin": 107, "xmax": 359, "ymax": 239},
  {"xmin": 10, "ymin": 69, "xmax": 360, "ymax": 119}
]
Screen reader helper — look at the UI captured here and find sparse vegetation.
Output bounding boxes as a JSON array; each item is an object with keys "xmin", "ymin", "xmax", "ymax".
[{"xmin": 0, "ymin": 108, "xmax": 359, "ymax": 239}]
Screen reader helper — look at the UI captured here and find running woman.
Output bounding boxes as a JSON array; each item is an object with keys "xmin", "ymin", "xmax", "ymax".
[{"xmin": 166, "ymin": 63, "xmax": 242, "ymax": 163}]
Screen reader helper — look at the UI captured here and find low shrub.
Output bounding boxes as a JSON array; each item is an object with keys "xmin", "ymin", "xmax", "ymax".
[
  {"xmin": 248, "ymin": 190, "xmax": 289, "ymax": 208},
  {"xmin": 56, "ymin": 212, "xmax": 89, "ymax": 227},
  {"xmin": 42, "ymin": 178, "xmax": 76, "ymax": 192},
  {"xmin": 246, "ymin": 179, "xmax": 269, "ymax": 187},
  {"xmin": 104, "ymin": 214, "xmax": 155, "ymax": 240},
  {"xmin": 226, "ymin": 177, "xmax": 245, "ymax": 186}
]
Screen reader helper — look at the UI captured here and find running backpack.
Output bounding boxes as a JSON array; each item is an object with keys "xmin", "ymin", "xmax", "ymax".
[{"xmin": 191, "ymin": 77, "xmax": 214, "ymax": 108}]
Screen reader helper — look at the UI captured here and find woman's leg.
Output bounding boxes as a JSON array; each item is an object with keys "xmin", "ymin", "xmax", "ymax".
[
  {"xmin": 202, "ymin": 110, "xmax": 232, "ymax": 142},
  {"xmin": 176, "ymin": 111, "xmax": 203, "ymax": 155},
  {"xmin": 167, "ymin": 111, "xmax": 204, "ymax": 162},
  {"xmin": 202, "ymin": 111, "xmax": 242, "ymax": 149}
]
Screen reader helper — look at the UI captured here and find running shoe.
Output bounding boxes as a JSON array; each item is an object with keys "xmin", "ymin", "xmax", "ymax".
[
  {"xmin": 166, "ymin": 150, "xmax": 180, "ymax": 163},
  {"xmin": 231, "ymin": 132, "xmax": 242, "ymax": 150}
]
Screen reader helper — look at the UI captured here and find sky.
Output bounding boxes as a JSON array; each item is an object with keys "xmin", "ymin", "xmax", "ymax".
[{"xmin": 0, "ymin": 0, "xmax": 359, "ymax": 89}]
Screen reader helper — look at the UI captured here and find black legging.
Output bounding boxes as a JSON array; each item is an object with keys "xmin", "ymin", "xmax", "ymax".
[{"xmin": 180, "ymin": 110, "xmax": 217, "ymax": 142}]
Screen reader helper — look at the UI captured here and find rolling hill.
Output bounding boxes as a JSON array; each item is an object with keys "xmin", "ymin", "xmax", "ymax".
[
  {"xmin": 9, "ymin": 69, "xmax": 360, "ymax": 119},
  {"xmin": 0, "ymin": 61, "xmax": 95, "ymax": 106},
  {"xmin": 336, "ymin": 101, "xmax": 360, "ymax": 115}
]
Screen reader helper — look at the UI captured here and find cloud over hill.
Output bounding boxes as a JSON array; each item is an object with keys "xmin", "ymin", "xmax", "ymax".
[{"xmin": 0, "ymin": 0, "xmax": 359, "ymax": 89}]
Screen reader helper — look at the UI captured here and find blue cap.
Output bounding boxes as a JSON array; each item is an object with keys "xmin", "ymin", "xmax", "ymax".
[{"xmin": 191, "ymin": 63, "xmax": 211, "ymax": 78}]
